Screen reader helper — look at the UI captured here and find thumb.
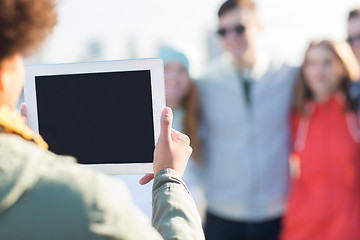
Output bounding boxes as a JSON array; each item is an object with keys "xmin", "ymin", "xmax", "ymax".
[{"xmin": 159, "ymin": 107, "xmax": 173, "ymax": 142}]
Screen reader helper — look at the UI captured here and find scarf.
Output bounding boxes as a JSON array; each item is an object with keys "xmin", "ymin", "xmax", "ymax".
[{"xmin": 0, "ymin": 106, "xmax": 48, "ymax": 149}]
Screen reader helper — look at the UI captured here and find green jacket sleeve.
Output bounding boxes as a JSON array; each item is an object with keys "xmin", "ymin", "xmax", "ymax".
[
  {"xmin": 87, "ymin": 168, "xmax": 204, "ymax": 240},
  {"xmin": 152, "ymin": 168, "xmax": 205, "ymax": 240},
  {"xmin": 0, "ymin": 136, "xmax": 204, "ymax": 240}
]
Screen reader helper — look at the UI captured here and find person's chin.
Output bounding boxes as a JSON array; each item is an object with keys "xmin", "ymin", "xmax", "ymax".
[
  {"xmin": 229, "ymin": 48, "xmax": 245, "ymax": 59},
  {"xmin": 232, "ymin": 54, "xmax": 246, "ymax": 62}
]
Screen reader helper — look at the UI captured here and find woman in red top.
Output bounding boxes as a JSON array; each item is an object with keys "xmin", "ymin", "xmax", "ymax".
[{"xmin": 281, "ymin": 40, "xmax": 360, "ymax": 240}]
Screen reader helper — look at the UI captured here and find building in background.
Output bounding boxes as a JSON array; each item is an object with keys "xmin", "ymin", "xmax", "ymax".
[{"xmin": 19, "ymin": 0, "xmax": 359, "ymax": 105}]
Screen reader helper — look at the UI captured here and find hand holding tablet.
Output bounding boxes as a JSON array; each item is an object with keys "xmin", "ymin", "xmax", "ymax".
[
  {"xmin": 140, "ymin": 107, "xmax": 192, "ymax": 184},
  {"xmin": 24, "ymin": 59, "xmax": 166, "ymax": 174}
]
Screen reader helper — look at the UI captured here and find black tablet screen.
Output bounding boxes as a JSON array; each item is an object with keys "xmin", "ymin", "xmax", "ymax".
[{"xmin": 35, "ymin": 70, "xmax": 154, "ymax": 164}]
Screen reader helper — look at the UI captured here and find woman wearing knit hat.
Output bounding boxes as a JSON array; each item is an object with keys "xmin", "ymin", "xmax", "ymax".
[{"xmin": 159, "ymin": 47, "xmax": 205, "ymax": 220}]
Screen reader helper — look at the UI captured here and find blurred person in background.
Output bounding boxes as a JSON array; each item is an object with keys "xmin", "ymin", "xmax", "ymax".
[
  {"xmin": 0, "ymin": 0, "xmax": 204, "ymax": 239},
  {"xmin": 347, "ymin": 8, "xmax": 360, "ymax": 106},
  {"xmin": 159, "ymin": 47, "xmax": 205, "ymax": 219},
  {"xmin": 281, "ymin": 40, "xmax": 360, "ymax": 240},
  {"xmin": 347, "ymin": 8, "xmax": 360, "ymax": 63},
  {"xmin": 198, "ymin": 0, "xmax": 298, "ymax": 239}
]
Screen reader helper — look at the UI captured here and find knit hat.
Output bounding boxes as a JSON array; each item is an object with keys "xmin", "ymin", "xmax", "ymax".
[{"xmin": 158, "ymin": 47, "xmax": 189, "ymax": 71}]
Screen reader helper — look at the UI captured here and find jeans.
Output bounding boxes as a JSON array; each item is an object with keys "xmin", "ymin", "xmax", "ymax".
[{"xmin": 204, "ymin": 211, "xmax": 281, "ymax": 240}]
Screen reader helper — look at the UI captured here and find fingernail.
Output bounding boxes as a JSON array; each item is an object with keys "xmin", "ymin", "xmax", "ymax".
[{"xmin": 163, "ymin": 107, "xmax": 173, "ymax": 117}]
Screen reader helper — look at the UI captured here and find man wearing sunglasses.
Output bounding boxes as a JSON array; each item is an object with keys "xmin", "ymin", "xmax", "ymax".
[{"xmin": 198, "ymin": 0, "xmax": 298, "ymax": 239}]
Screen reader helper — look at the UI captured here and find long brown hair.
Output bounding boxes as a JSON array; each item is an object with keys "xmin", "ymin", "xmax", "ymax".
[
  {"xmin": 293, "ymin": 40, "xmax": 360, "ymax": 115},
  {"xmin": 182, "ymin": 81, "xmax": 203, "ymax": 165}
]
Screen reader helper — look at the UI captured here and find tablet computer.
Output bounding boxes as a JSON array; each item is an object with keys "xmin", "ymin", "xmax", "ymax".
[{"xmin": 24, "ymin": 59, "xmax": 165, "ymax": 175}]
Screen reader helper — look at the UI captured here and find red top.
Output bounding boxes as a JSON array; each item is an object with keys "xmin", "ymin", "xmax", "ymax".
[{"xmin": 281, "ymin": 94, "xmax": 360, "ymax": 240}]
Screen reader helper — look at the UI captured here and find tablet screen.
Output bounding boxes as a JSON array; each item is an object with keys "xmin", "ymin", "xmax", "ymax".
[{"xmin": 35, "ymin": 70, "xmax": 155, "ymax": 165}]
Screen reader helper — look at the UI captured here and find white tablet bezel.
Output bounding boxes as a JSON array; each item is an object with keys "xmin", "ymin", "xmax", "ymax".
[{"xmin": 24, "ymin": 58, "xmax": 165, "ymax": 175}]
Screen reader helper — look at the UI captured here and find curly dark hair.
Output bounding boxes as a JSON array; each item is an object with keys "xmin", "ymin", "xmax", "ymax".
[{"xmin": 0, "ymin": 0, "xmax": 57, "ymax": 61}]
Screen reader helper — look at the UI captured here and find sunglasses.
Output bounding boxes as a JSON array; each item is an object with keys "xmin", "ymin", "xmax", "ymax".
[
  {"xmin": 217, "ymin": 24, "xmax": 246, "ymax": 37},
  {"xmin": 347, "ymin": 33, "xmax": 360, "ymax": 46}
]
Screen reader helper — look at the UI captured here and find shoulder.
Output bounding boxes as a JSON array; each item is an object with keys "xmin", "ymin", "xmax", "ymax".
[
  {"xmin": 0, "ymin": 134, "xmax": 151, "ymax": 238},
  {"xmin": 196, "ymin": 55, "xmax": 236, "ymax": 96},
  {"xmin": 0, "ymin": 133, "xmax": 130, "ymax": 200},
  {"xmin": 0, "ymin": 134, "xmax": 77, "ymax": 180},
  {"xmin": 198, "ymin": 54, "xmax": 234, "ymax": 84},
  {"xmin": 0, "ymin": 133, "xmax": 132, "ymax": 217},
  {"xmin": 281, "ymin": 63, "xmax": 300, "ymax": 78},
  {"xmin": 266, "ymin": 60, "xmax": 300, "ymax": 80}
]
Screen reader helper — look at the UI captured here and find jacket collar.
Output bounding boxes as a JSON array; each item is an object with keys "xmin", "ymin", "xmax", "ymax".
[{"xmin": 0, "ymin": 106, "xmax": 47, "ymax": 149}]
